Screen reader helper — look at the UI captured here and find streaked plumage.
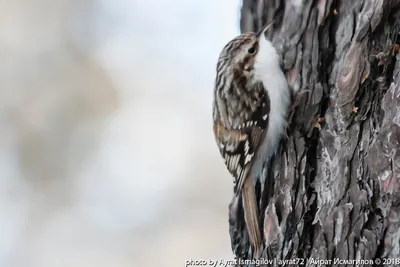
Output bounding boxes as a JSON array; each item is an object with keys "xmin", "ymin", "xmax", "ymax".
[{"xmin": 212, "ymin": 22, "xmax": 291, "ymax": 258}]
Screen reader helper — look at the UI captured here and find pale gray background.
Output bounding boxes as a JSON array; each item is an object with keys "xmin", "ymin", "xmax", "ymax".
[{"xmin": 0, "ymin": 0, "xmax": 241, "ymax": 266}]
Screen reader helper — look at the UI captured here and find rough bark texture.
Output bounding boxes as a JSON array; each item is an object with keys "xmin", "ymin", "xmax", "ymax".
[{"xmin": 235, "ymin": 0, "xmax": 400, "ymax": 266}]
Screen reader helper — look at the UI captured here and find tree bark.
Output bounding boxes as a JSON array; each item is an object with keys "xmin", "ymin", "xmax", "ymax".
[{"xmin": 234, "ymin": 0, "xmax": 400, "ymax": 266}]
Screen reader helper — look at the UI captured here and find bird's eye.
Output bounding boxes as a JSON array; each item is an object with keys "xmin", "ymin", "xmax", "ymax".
[{"xmin": 247, "ymin": 47, "xmax": 256, "ymax": 54}]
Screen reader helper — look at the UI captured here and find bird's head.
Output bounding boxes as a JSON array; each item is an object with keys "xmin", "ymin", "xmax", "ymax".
[{"xmin": 217, "ymin": 21, "xmax": 280, "ymax": 83}]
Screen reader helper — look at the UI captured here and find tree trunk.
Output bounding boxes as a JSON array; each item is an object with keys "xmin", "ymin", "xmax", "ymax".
[{"xmin": 233, "ymin": 0, "xmax": 400, "ymax": 266}]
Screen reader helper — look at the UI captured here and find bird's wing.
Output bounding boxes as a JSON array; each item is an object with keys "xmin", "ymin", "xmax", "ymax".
[{"xmin": 213, "ymin": 90, "xmax": 270, "ymax": 194}]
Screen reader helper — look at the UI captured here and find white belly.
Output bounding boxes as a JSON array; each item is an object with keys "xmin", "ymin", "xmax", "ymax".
[
  {"xmin": 251, "ymin": 70, "xmax": 290, "ymax": 186},
  {"xmin": 251, "ymin": 36, "xmax": 291, "ymax": 186}
]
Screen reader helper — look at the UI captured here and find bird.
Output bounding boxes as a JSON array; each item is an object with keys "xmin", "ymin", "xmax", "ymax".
[{"xmin": 212, "ymin": 21, "xmax": 291, "ymax": 258}]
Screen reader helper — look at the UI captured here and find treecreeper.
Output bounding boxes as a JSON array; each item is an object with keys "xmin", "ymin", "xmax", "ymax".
[{"xmin": 212, "ymin": 21, "xmax": 292, "ymax": 260}]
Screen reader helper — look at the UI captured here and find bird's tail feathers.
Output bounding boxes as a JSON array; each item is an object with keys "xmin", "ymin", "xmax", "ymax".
[{"xmin": 242, "ymin": 176, "xmax": 262, "ymax": 258}]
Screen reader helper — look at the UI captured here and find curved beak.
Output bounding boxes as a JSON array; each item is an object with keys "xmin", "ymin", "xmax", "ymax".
[{"xmin": 256, "ymin": 20, "xmax": 275, "ymax": 38}]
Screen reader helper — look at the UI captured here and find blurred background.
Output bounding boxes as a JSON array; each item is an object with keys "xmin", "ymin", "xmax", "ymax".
[{"xmin": 0, "ymin": 0, "xmax": 241, "ymax": 266}]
